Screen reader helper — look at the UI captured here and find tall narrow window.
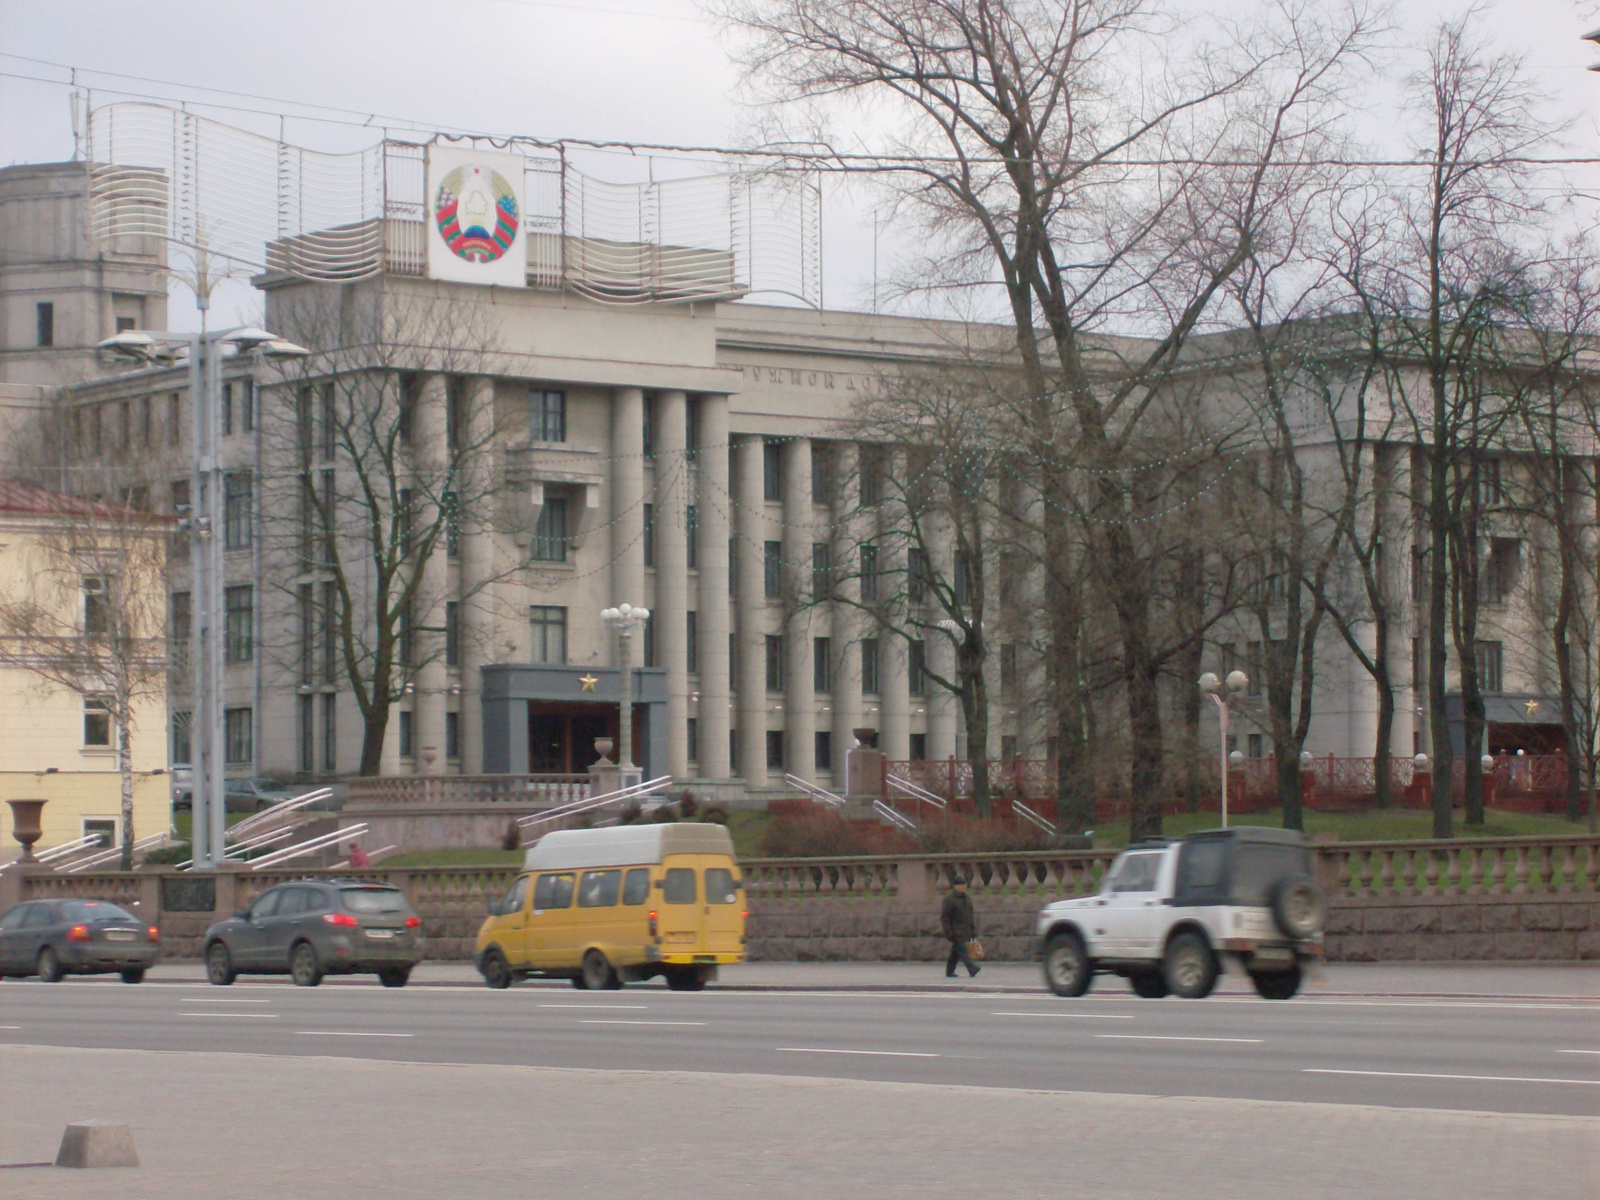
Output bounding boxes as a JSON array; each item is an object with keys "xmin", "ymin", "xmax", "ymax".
[
  {"xmin": 729, "ymin": 538, "xmax": 737, "ymax": 594},
  {"xmin": 908, "ymin": 548, "xmax": 930, "ymax": 604},
  {"xmin": 909, "ymin": 640, "xmax": 927, "ymax": 697},
  {"xmin": 763, "ymin": 439, "xmax": 782, "ymax": 500},
  {"xmin": 859, "ymin": 445, "xmax": 884, "ymax": 506},
  {"xmin": 172, "ymin": 711, "xmax": 192, "ymax": 766},
  {"xmin": 444, "ymin": 490, "xmax": 460, "ymax": 558},
  {"xmin": 814, "ymin": 637, "xmax": 831, "ymax": 692},
  {"xmin": 812, "ymin": 543, "xmax": 832, "ymax": 600},
  {"xmin": 811, "ymin": 443, "xmax": 832, "ymax": 504},
  {"xmin": 644, "ymin": 612, "xmax": 657, "ymax": 668},
  {"xmin": 321, "ymin": 470, "xmax": 336, "ymax": 565},
  {"xmin": 687, "ymin": 718, "xmax": 699, "ymax": 762},
  {"xmin": 1476, "ymin": 641, "xmax": 1504, "ymax": 693},
  {"xmin": 297, "ymin": 386, "xmax": 314, "ymax": 468},
  {"xmin": 322, "ymin": 581, "xmax": 339, "ymax": 682},
  {"xmin": 398, "ymin": 710, "xmax": 414, "ymax": 759},
  {"xmin": 397, "ymin": 488, "xmax": 414, "ymax": 556},
  {"xmin": 241, "ymin": 379, "xmax": 254, "ymax": 434},
  {"xmin": 861, "ymin": 638, "xmax": 880, "ymax": 695},
  {"xmin": 952, "ymin": 552, "xmax": 971, "ymax": 606},
  {"xmin": 766, "ymin": 729, "xmax": 785, "ymax": 770},
  {"xmin": 299, "ymin": 694, "xmax": 315, "ymax": 773},
  {"xmin": 225, "ymin": 586, "xmax": 253, "ymax": 662},
  {"xmin": 298, "ymin": 585, "xmax": 314, "ymax": 680},
  {"xmin": 446, "ymin": 711, "xmax": 460, "ymax": 761},
  {"xmin": 319, "ymin": 381, "xmax": 335, "ymax": 458},
  {"xmin": 685, "ymin": 396, "xmax": 700, "ymax": 460},
  {"xmin": 685, "ymin": 505, "xmax": 698, "ymax": 569},
  {"xmin": 446, "ymin": 377, "xmax": 466, "ymax": 456},
  {"xmin": 399, "ymin": 600, "xmax": 415, "ymax": 670},
  {"xmin": 530, "ymin": 388, "xmax": 566, "ymax": 442},
  {"xmin": 530, "ymin": 606, "xmax": 568, "ymax": 664},
  {"xmin": 170, "ymin": 590, "xmax": 191, "ymax": 670},
  {"xmin": 223, "ymin": 473, "xmax": 252, "ymax": 550},
  {"xmin": 815, "ymin": 730, "xmax": 832, "ymax": 771},
  {"xmin": 445, "ymin": 601, "xmax": 460, "ymax": 667},
  {"xmin": 36, "ymin": 301, "xmax": 53, "ymax": 347},
  {"xmin": 532, "ymin": 498, "xmax": 567, "ymax": 562},
  {"xmin": 686, "ymin": 611, "xmax": 698, "ymax": 674},
  {"xmin": 225, "ymin": 707, "xmax": 254, "ymax": 765},
  {"xmin": 765, "ymin": 634, "xmax": 784, "ymax": 691},
  {"xmin": 323, "ymin": 693, "xmax": 337, "ymax": 771},
  {"xmin": 84, "ymin": 696, "xmax": 112, "ymax": 747},
  {"xmin": 168, "ymin": 393, "xmax": 181, "ymax": 446},
  {"xmin": 83, "ymin": 576, "xmax": 109, "ymax": 636},
  {"xmin": 764, "ymin": 540, "xmax": 781, "ymax": 598},
  {"xmin": 642, "ymin": 394, "xmax": 655, "ymax": 457},
  {"xmin": 398, "ymin": 373, "xmax": 419, "ymax": 444},
  {"xmin": 860, "ymin": 545, "xmax": 878, "ymax": 602},
  {"xmin": 1000, "ymin": 643, "xmax": 1018, "ymax": 692},
  {"xmin": 1412, "ymin": 637, "xmax": 1424, "ymax": 689},
  {"xmin": 221, "ymin": 382, "xmax": 234, "ymax": 437},
  {"xmin": 643, "ymin": 503, "xmax": 655, "ymax": 566}
]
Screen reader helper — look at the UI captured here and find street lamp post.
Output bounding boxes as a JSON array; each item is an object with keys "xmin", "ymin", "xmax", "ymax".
[
  {"xmin": 601, "ymin": 603, "xmax": 650, "ymax": 789},
  {"xmin": 97, "ymin": 326, "xmax": 308, "ymax": 869},
  {"xmin": 1198, "ymin": 670, "xmax": 1249, "ymax": 829}
]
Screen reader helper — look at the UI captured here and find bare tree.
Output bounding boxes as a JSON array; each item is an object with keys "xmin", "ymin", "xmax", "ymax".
[
  {"xmin": 723, "ymin": 0, "xmax": 1378, "ymax": 840},
  {"xmin": 0, "ymin": 482, "xmax": 170, "ymax": 868},
  {"xmin": 259, "ymin": 285, "xmax": 508, "ymax": 775}
]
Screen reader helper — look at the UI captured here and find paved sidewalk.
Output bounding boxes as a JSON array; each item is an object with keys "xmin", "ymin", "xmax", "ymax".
[
  {"xmin": 4, "ymin": 1045, "xmax": 1595, "ymax": 1200},
  {"xmin": 132, "ymin": 958, "xmax": 1600, "ymax": 997}
]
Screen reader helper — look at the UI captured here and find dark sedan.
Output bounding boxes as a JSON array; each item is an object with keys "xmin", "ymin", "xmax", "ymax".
[
  {"xmin": 0, "ymin": 899, "xmax": 160, "ymax": 982},
  {"xmin": 202, "ymin": 879, "xmax": 422, "ymax": 988}
]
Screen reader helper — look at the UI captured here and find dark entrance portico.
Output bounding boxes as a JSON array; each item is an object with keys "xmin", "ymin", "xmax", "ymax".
[{"xmin": 480, "ymin": 664, "xmax": 669, "ymax": 778}]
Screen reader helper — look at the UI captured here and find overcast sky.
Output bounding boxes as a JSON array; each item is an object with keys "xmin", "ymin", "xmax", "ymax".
[{"xmin": 3, "ymin": 0, "xmax": 1598, "ymax": 329}]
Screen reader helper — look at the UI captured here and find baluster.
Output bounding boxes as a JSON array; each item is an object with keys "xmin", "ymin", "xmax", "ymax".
[
  {"xmin": 1335, "ymin": 851, "xmax": 1353, "ymax": 898},
  {"xmin": 1443, "ymin": 847, "xmax": 1461, "ymax": 896},
  {"xmin": 1422, "ymin": 850, "xmax": 1440, "ymax": 896},
  {"xmin": 1376, "ymin": 850, "xmax": 1396, "ymax": 898},
  {"xmin": 1512, "ymin": 846, "xmax": 1530, "ymax": 895},
  {"xmin": 1488, "ymin": 848, "xmax": 1508, "ymax": 894}
]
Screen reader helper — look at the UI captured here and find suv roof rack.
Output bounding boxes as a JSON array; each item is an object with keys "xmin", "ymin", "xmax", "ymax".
[{"xmin": 1128, "ymin": 837, "xmax": 1172, "ymax": 849}]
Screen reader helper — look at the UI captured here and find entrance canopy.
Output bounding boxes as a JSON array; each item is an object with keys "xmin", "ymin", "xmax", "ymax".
[{"xmin": 481, "ymin": 664, "xmax": 668, "ymax": 778}]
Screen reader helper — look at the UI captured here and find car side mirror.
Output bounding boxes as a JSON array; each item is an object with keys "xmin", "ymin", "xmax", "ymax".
[{"xmin": 234, "ymin": 907, "xmax": 248, "ymax": 920}]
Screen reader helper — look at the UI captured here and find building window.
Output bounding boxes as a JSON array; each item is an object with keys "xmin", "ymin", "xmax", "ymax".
[
  {"xmin": 686, "ymin": 396, "xmax": 700, "ymax": 459},
  {"xmin": 952, "ymin": 552, "xmax": 971, "ymax": 607},
  {"xmin": 812, "ymin": 542, "xmax": 832, "ymax": 600},
  {"xmin": 766, "ymin": 729, "xmax": 784, "ymax": 770},
  {"xmin": 730, "ymin": 633, "xmax": 737, "ymax": 688},
  {"xmin": 861, "ymin": 638, "xmax": 880, "ymax": 695},
  {"xmin": 643, "ymin": 503, "xmax": 655, "ymax": 567},
  {"xmin": 398, "ymin": 710, "xmax": 413, "ymax": 759},
  {"xmin": 686, "ymin": 505, "xmax": 698, "ymax": 569},
  {"xmin": 1247, "ymin": 733, "xmax": 1264, "ymax": 759},
  {"xmin": 815, "ymin": 730, "xmax": 832, "ymax": 771},
  {"xmin": 446, "ymin": 377, "xmax": 466, "ymax": 456},
  {"xmin": 687, "ymin": 717, "xmax": 699, "ymax": 762},
  {"xmin": 168, "ymin": 393, "xmax": 181, "ymax": 446},
  {"xmin": 116, "ymin": 314, "xmax": 137, "ymax": 334},
  {"xmin": 84, "ymin": 576, "xmax": 109, "ymax": 636},
  {"xmin": 398, "ymin": 373, "xmax": 419, "ymax": 444},
  {"xmin": 1002, "ymin": 735, "xmax": 1018, "ymax": 761},
  {"xmin": 172, "ymin": 711, "xmax": 192, "ymax": 765},
  {"xmin": 530, "ymin": 606, "xmax": 567, "ymax": 664},
  {"xmin": 299, "ymin": 694, "xmax": 315, "ymax": 772},
  {"xmin": 444, "ymin": 490, "xmax": 460, "ymax": 557},
  {"xmin": 909, "ymin": 732, "xmax": 927, "ymax": 761},
  {"xmin": 221, "ymin": 381, "xmax": 234, "ymax": 437},
  {"xmin": 224, "ymin": 586, "xmax": 253, "ymax": 662},
  {"xmin": 812, "ymin": 443, "xmax": 832, "ymax": 504},
  {"xmin": 223, "ymin": 473, "xmax": 252, "ymax": 549},
  {"xmin": 730, "ymin": 538, "xmax": 736, "ymax": 595},
  {"xmin": 764, "ymin": 540, "xmax": 781, "ymax": 598},
  {"xmin": 1246, "ymin": 641, "xmax": 1264, "ymax": 696},
  {"xmin": 322, "ymin": 693, "xmax": 337, "ymax": 771},
  {"xmin": 765, "ymin": 635, "xmax": 784, "ymax": 692},
  {"xmin": 298, "ymin": 585, "xmax": 314, "ymax": 680},
  {"xmin": 531, "ymin": 389, "xmax": 566, "ymax": 443},
  {"xmin": 1482, "ymin": 539, "xmax": 1521, "ymax": 605},
  {"xmin": 313, "ymin": 381, "xmax": 330, "ymax": 457},
  {"xmin": 398, "ymin": 600, "xmax": 415, "ymax": 670},
  {"xmin": 446, "ymin": 710, "xmax": 460, "ymax": 760},
  {"xmin": 909, "ymin": 640, "xmax": 927, "ymax": 697},
  {"xmin": 1476, "ymin": 641, "xmax": 1504, "ymax": 693},
  {"xmin": 814, "ymin": 637, "xmax": 831, "ymax": 693},
  {"xmin": 859, "ymin": 445, "xmax": 884, "ymax": 506},
  {"xmin": 119, "ymin": 400, "xmax": 130, "ymax": 449},
  {"xmin": 322, "ymin": 581, "xmax": 339, "ymax": 682},
  {"xmin": 225, "ymin": 707, "xmax": 253, "ymax": 765},
  {"xmin": 532, "ymin": 498, "xmax": 567, "ymax": 562},
  {"xmin": 84, "ymin": 696, "xmax": 113, "ymax": 747},
  {"xmin": 729, "ymin": 728, "xmax": 737, "ymax": 770},
  {"xmin": 397, "ymin": 488, "xmax": 415, "ymax": 557},
  {"xmin": 644, "ymin": 611, "xmax": 657, "ymax": 668},
  {"xmin": 1476, "ymin": 457, "xmax": 1503, "ymax": 509},
  {"xmin": 321, "ymin": 470, "xmax": 336, "ymax": 565},
  {"xmin": 860, "ymin": 545, "xmax": 878, "ymax": 602},
  {"xmin": 1000, "ymin": 643, "xmax": 1018, "ymax": 692},
  {"xmin": 36, "ymin": 301, "xmax": 53, "ymax": 347},
  {"xmin": 446, "ymin": 601, "xmax": 460, "ymax": 667},
  {"xmin": 763, "ymin": 439, "xmax": 782, "ymax": 501},
  {"xmin": 686, "ymin": 611, "xmax": 698, "ymax": 674},
  {"xmin": 83, "ymin": 817, "xmax": 116, "ymax": 848},
  {"xmin": 171, "ymin": 591, "xmax": 191, "ymax": 670},
  {"xmin": 240, "ymin": 379, "xmax": 254, "ymax": 435},
  {"xmin": 908, "ymin": 548, "xmax": 930, "ymax": 604},
  {"xmin": 1412, "ymin": 637, "xmax": 1424, "ymax": 689},
  {"xmin": 140, "ymin": 395, "xmax": 151, "ymax": 445}
]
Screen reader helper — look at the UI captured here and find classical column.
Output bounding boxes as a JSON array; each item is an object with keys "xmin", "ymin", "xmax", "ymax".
[
  {"xmin": 611, "ymin": 386, "xmax": 646, "ymax": 616},
  {"xmin": 696, "ymin": 395, "xmax": 732, "ymax": 780},
  {"xmin": 656, "ymin": 391, "xmax": 690, "ymax": 780},
  {"xmin": 1018, "ymin": 478, "xmax": 1049, "ymax": 759},
  {"xmin": 830, "ymin": 442, "xmax": 862, "ymax": 781},
  {"xmin": 782, "ymin": 437, "xmax": 815, "ymax": 780},
  {"xmin": 457, "ymin": 376, "xmax": 494, "ymax": 774},
  {"xmin": 881, "ymin": 448, "xmax": 910, "ymax": 763},
  {"xmin": 414, "ymin": 374, "xmax": 449, "ymax": 774},
  {"xmin": 733, "ymin": 435, "xmax": 768, "ymax": 786},
  {"xmin": 927, "ymin": 516, "xmax": 960, "ymax": 761}
]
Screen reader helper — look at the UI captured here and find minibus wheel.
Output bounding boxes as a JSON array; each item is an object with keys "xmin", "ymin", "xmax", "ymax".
[{"xmin": 582, "ymin": 950, "xmax": 620, "ymax": 991}]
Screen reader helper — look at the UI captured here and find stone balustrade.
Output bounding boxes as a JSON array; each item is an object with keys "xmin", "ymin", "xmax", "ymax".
[
  {"xmin": 4, "ymin": 832, "xmax": 1597, "ymax": 963},
  {"xmin": 342, "ymin": 774, "xmax": 590, "ymax": 807}
]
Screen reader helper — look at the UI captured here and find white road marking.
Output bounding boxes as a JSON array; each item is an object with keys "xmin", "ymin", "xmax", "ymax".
[
  {"xmin": 539, "ymin": 1004, "xmax": 648, "ymax": 1010},
  {"xmin": 0, "ymin": 1025, "xmax": 19, "ymax": 1030},
  {"xmin": 1096, "ymin": 1034, "xmax": 1263, "ymax": 1043},
  {"xmin": 580, "ymin": 1019, "xmax": 706, "ymax": 1026},
  {"xmin": 992, "ymin": 1011, "xmax": 1135, "ymax": 1020},
  {"xmin": 296, "ymin": 1031, "xmax": 415, "ymax": 1038},
  {"xmin": 178, "ymin": 997, "xmax": 271, "ymax": 1003},
  {"xmin": 1557, "ymin": 1049, "xmax": 1600, "ymax": 1055},
  {"xmin": 180, "ymin": 1012, "xmax": 280, "ymax": 1019},
  {"xmin": 778, "ymin": 1048, "xmax": 940, "ymax": 1058},
  {"xmin": 1306, "ymin": 1068, "xmax": 1600, "ymax": 1086}
]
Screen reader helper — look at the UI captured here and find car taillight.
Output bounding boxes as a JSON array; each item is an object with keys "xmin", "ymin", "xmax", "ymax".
[
  {"xmin": 648, "ymin": 910, "xmax": 658, "ymax": 937},
  {"xmin": 147, "ymin": 926, "xmax": 160, "ymax": 944},
  {"xmin": 322, "ymin": 912, "xmax": 359, "ymax": 927},
  {"xmin": 404, "ymin": 915, "xmax": 421, "ymax": 928},
  {"xmin": 67, "ymin": 924, "xmax": 91, "ymax": 942}
]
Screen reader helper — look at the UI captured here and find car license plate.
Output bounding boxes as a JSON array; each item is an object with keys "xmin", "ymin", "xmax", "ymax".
[
  {"xmin": 365, "ymin": 929, "xmax": 394, "ymax": 939},
  {"xmin": 105, "ymin": 930, "xmax": 134, "ymax": 942},
  {"xmin": 664, "ymin": 933, "xmax": 695, "ymax": 945}
]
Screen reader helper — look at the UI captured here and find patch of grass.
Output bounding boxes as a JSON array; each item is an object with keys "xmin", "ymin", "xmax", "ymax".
[
  {"xmin": 170, "ymin": 810, "xmax": 250, "ymax": 842},
  {"xmin": 725, "ymin": 810, "xmax": 772, "ymax": 859},
  {"xmin": 1091, "ymin": 806, "xmax": 1590, "ymax": 848}
]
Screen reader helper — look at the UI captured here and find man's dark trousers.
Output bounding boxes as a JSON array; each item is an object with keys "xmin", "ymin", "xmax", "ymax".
[{"xmin": 946, "ymin": 939, "xmax": 978, "ymax": 977}]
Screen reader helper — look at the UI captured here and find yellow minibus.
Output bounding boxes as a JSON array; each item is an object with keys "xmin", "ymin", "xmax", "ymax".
[{"xmin": 475, "ymin": 823, "xmax": 745, "ymax": 990}]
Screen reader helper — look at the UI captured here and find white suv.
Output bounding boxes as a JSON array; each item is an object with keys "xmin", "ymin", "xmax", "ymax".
[{"xmin": 1035, "ymin": 827, "xmax": 1326, "ymax": 1000}]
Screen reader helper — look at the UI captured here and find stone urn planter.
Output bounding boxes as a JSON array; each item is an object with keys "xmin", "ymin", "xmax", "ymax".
[
  {"xmin": 592, "ymin": 737, "xmax": 615, "ymax": 766},
  {"xmin": 6, "ymin": 798, "xmax": 47, "ymax": 863}
]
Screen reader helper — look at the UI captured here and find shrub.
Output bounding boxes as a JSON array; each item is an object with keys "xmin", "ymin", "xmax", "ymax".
[
  {"xmin": 617, "ymin": 800, "xmax": 643, "ymax": 825},
  {"xmin": 500, "ymin": 818, "xmax": 522, "ymax": 851},
  {"xmin": 649, "ymin": 802, "xmax": 679, "ymax": 823},
  {"xmin": 678, "ymin": 789, "xmax": 701, "ymax": 819},
  {"xmin": 700, "ymin": 804, "xmax": 730, "ymax": 825}
]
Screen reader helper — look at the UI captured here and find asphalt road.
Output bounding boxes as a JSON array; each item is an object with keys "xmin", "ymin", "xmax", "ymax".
[{"xmin": 4, "ymin": 964, "xmax": 1598, "ymax": 1118}]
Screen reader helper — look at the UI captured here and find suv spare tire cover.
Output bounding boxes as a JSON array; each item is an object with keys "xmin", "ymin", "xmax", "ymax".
[{"xmin": 1271, "ymin": 878, "xmax": 1327, "ymax": 940}]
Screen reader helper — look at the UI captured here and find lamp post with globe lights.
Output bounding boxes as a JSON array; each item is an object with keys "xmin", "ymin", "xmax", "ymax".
[
  {"xmin": 601, "ymin": 603, "xmax": 650, "ymax": 787},
  {"xmin": 1199, "ymin": 670, "xmax": 1249, "ymax": 828}
]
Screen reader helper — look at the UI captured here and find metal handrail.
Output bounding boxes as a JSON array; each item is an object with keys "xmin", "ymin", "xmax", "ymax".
[
  {"xmin": 873, "ymin": 799, "xmax": 918, "ymax": 832},
  {"xmin": 249, "ymin": 823, "xmax": 369, "ymax": 870},
  {"xmin": 886, "ymin": 775, "xmax": 948, "ymax": 809},
  {"xmin": 517, "ymin": 775, "xmax": 671, "ymax": 830},
  {"xmin": 60, "ymin": 832, "xmax": 173, "ymax": 873},
  {"xmin": 228, "ymin": 788, "xmax": 333, "ymax": 840},
  {"xmin": 783, "ymin": 773, "xmax": 846, "ymax": 808},
  {"xmin": 1012, "ymin": 800, "xmax": 1056, "ymax": 835},
  {"xmin": 36, "ymin": 835, "xmax": 104, "ymax": 863}
]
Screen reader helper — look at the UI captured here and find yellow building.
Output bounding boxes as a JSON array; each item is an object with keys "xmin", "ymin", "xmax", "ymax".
[{"xmin": 0, "ymin": 481, "xmax": 171, "ymax": 860}]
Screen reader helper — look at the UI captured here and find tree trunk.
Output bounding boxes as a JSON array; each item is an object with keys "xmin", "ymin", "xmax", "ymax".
[
  {"xmin": 359, "ymin": 702, "xmax": 391, "ymax": 776},
  {"xmin": 117, "ymin": 692, "xmax": 135, "ymax": 871},
  {"xmin": 1371, "ymin": 658, "xmax": 1395, "ymax": 810},
  {"xmin": 960, "ymin": 639, "xmax": 991, "ymax": 816},
  {"xmin": 1427, "ymin": 445, "xmax": 1454, "ymax": 839}
]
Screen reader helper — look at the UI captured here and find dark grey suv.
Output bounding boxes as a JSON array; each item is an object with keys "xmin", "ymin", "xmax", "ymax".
[{"xmin": 202, "ymin": 879, "xmax": 422, "ymax": 988}]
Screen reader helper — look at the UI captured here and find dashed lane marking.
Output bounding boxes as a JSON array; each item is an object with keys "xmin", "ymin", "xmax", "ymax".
[
  {"xmin": 1096, "ymin": 1035, "xmax": 1263, "ymax": 1043},
  {"xmin": 992, "ymin": 1011, "xmax": 1135, "ymax": 1020},
  {"xmin": 1306, "ymin": 1068, "xmax": 1600, "ymax": 1086},
  {"xmin": 296, "ymin": 1031, "xmax": 415, "ymax": 1038},
  {"xmin": 539, "ymin": 1004, "xmax": 649, "ymax": 1010},
  {"xmin": 579, "ymin": 1020, "xmax": 707, "ymax": 1026},
  {"xmin": 180, "ymin": 1012, "xmax": 279, "ymax": 1019},
  {"xmin": 778, "ymin": 1047, "xmax": 940, "ymax": 1057}
]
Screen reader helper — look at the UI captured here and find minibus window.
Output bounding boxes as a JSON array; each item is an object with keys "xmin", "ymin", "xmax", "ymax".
[
  {"xmin": 704, "ymin": 868, "xmax": 739, "ymax": 904},
  {"xmin": 622, "ymin": 868, "xmax": 650, "ymax": 905},
  {"xmin": 501, "ymin": 876, "xmax": 529, "ymax": 915},
  {"xmin": 662, "ymin": 868, "xmax": 697, "ymax": 904},
  {"xmin": 578, "ymin": 869, "xmax": 621, "ymax": 907},
  {"xmin": 534, "ymin": 873, "xmax": 575, "ymax": 910}
]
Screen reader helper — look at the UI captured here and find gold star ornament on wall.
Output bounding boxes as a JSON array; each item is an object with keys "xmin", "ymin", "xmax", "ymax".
[
  {"xmin": 579, "ymin": 674, "xmax": 598, "ymax": 692},
  {"xmin": 1524, "ymin": 698, "xmax": 1539, "ymax": 717}
]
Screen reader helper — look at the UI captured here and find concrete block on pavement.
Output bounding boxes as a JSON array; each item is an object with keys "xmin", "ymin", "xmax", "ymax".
[{"xmin": 55, "ymin": 1119, "xmax": 139, "ymax": 1168}]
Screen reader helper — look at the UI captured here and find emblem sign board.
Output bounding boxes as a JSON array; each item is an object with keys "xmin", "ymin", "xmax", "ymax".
[{"xmin": 425, "ymin": 145, "xmax": 527, "ymax": 287}]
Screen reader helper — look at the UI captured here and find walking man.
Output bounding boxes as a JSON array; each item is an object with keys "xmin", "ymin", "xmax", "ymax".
[{"xmin": 940, "ymin": 876, "xmax": 981, "ymax": 978}]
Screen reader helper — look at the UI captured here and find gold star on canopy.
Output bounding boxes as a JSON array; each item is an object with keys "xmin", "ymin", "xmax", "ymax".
[
  {"xmin": 1524, "ymin": 698, "xmax": 1539, "ymax": 716},
  {"xmin": 579, "ymin": 674, "xmax": 598, "ymax": 692}
]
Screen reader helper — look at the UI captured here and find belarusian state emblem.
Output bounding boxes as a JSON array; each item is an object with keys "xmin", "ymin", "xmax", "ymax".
[{"xmin": 434, "ymin": 164, "xmax": 519, "ymax": 263}]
